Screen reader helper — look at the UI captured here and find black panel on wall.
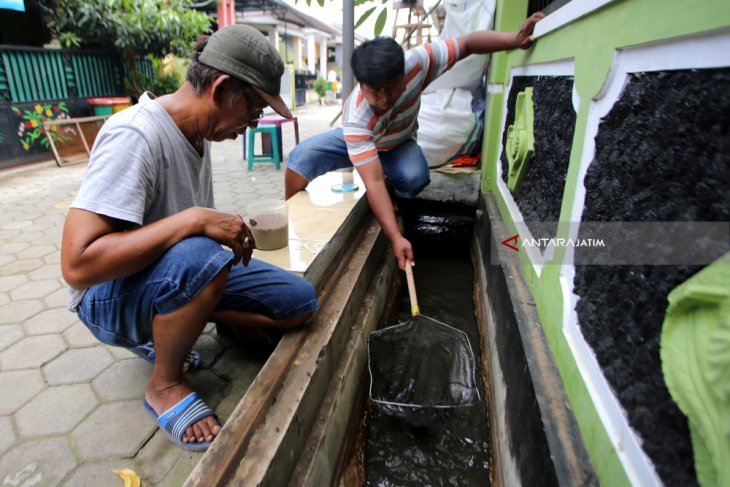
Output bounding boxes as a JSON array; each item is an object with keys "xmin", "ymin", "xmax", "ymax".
[
  {"xmin": 500, "ymin": 76, "xmax": 575, "ymax": 241},
  {"xmin": 575, "ymin": 68, "xmax": 730, "ymax": 486}
]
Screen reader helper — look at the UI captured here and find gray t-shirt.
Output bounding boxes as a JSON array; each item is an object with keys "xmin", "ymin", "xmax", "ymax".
[{"xmin": 68, "ymin": 92, "xmax": 214, "ymax": 309}]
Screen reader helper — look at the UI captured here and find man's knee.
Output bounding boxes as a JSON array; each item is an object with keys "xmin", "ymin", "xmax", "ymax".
[
  {"xmin": 166, "ymin": 237, "xmax": 232, "ymax": 291},
  {"xmin": 286, "ymin": 129, "xmax": 349, "ymax": 184},
  {"xmin": 393, "ymin": 168, "xmax": 430, "ymax": 198},
  {"xmin": 276, "ymin": 310, "xmax": 314, "ymax": 329},
  {"xmin": 277, "ymin": 277, "xmax": 318, "ymax": 328},
  {"xmin": 408, "ymin": 170, "xmax": 431, "ymax": 196},
  {"xmin": 286, "ymin": 134, "xmax": 319, "ymax": 170},
  {"xmin": 287, "ymin": 142, "xmax": 304, "ymax": 165},
  {"xmin": 285, "ymin": 168, "xmax": 309, "ymax": 199},
  {"xmin": 166, "ymin": 236, "xmax": 226, "ymax": 261},
  {"xmin": 154, "ymin": 236, "xmax": 233, "ymax": 312},
  {"xmin": 285, "ymin": 145, "xmax": 313, "ymax": 198}
]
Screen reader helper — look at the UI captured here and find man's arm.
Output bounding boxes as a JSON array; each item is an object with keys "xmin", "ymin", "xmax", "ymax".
[
  {"xmin": 61, "ymin": 207, "xmax": 252, "ymax": 290},
  {"xmin": 354, "ymin": 161, "xmax": 413, "ymax": 270},
  {"xmin": 458, "ymin": 12, "xmax": 545, "ymax": 56}
]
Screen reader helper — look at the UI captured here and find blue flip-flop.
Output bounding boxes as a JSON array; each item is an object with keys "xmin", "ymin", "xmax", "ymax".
[
  {"xmin": 143, "ymin": 392, "xmax": 221, "ymax": 451},
  {"xmin": 130, "ymin": 341, "xmax": 201, "ymax": 373}
]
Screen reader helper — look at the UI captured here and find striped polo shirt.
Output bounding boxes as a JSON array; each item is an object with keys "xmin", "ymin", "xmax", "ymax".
[{"xmin": 342, "ymin": 38, "xmax": 461, "ymax": 166}]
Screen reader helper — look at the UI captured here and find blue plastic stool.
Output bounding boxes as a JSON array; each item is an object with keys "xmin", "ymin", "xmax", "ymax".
[{"xmin": 246, "ymin": 125, "xmax": 281, "ymax": 170}]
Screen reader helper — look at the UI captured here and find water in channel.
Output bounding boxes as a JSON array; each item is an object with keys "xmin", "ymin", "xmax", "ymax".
[{"xmin": 364, "ymin": 203, "xmax": 492, "ymax": 486}]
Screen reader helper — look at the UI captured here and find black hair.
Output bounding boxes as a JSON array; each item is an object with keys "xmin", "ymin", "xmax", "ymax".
[
  {"xmin": 351, "ymin": 37, "xmax": 405, "ymax": 89},
  {"xmin": 186, "ymin": 35, "xmax": 249, "ymax": 105}
]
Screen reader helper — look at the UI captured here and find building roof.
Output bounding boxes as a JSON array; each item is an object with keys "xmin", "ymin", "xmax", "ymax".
[{"xmin": 197, "ymin": 0, "xmax": 338, "ymax": 36}]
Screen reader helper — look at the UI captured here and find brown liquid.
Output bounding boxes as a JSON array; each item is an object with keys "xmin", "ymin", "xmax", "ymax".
[{"xmin": 250, "ymin": 213, "xmax": 288, "ymax": 250}]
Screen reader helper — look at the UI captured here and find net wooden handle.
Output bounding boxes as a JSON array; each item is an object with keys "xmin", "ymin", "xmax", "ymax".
[{"xmin": 405, "ymin": 260, "xmax": 420, "ymax": 316}]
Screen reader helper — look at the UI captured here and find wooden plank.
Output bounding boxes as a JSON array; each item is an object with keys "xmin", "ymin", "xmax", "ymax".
[
  {"xmin": 304, "ymin": 196, "xmax": 371, "ymax": 295},
  {"xmin": 43, "ymin": 116, "xmax": 110, "ymax": 167},
  {"xmin": 44, "ymin": 122, "xmax": 62, "ymax": 167},
  {"xmin": 230, "ymin": 219, "xmax": 385, "ymax": 485},
  {"xmin": 44, "ymin": 115, "xmax": 110, "ymax": 126},
  {"xmin": 184, "ymin": 216, "xmax": 380, "ymax": 487},
  {"xmin": 101, "ymin": 56, "xmax": 115, "ymax": 94},
  {"xmin": 184, "ymin": 330, "xmax": 309, "ymax": 486},
  {"xmin": 76, "ymin": 121, "xmax": 91, "ymax": 155},
  {"xmin": 292, "ymin": 250, "xmax": 398, "ymax": 487},
  {"xmin": 21, "ymin": 52, "xmax": 39, "ymax": 101},
  {"xmin": 71, "ymin": 56, "xmax": 85, "ymax": 98}
]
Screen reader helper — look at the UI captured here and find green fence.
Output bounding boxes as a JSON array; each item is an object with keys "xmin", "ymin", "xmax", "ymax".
[
  {"xmin": 0, "ymin": 45, "xmax": 152, "ymax": 104},
  {"xmin": 0, "ymin": 45, "xmax": 153, "ymax": 168}
]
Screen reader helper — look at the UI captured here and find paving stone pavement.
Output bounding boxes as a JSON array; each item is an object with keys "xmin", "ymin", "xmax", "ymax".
[{"xmin": 0, "ymin": 102, "xmax": 343, "ymax": 487}]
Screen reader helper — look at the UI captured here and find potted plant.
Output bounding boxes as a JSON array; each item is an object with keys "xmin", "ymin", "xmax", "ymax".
[{"xmin": 314, "ymin": 77, "xmax": 327, "ymax": 105}]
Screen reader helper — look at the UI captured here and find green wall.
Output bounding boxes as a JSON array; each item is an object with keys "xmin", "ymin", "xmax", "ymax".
[{"xmin": 480, "ymin": 0, "xmax": 730, "ymax": 484}]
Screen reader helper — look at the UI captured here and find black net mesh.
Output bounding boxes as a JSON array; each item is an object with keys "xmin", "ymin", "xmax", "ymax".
[{"xmin": 368, "ymin": 314, "xmax": 478, "ymax": 425}]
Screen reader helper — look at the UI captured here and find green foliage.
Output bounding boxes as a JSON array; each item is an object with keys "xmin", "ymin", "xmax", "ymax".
[
  {"xmin": 49, "ymin": 0, "xmax": 211, "ymax": 95},
  {"xmin": 50, "ymin": 0, "xmax": 212, "ymax": 58},
  {"xmin": 373, "ymin": 6, "xmax": 388, "ymax": 36},
  {"xmin": 298, "ymin": 0, "xmax": 388, "ymax": 37},
  {"xmin": 57, "ymin": 32, "xmax": 81, "ymax": 48},
  {"xmin": 314, "ymin": 77, "xmax": 327, "ymax": 99},
  {"xmin": 354, "ymin": 6, "xmax": 376, "ymax": 29},
  {"xmin": 134, "ymin": 55, "xmax": 186, "ymax": 96}
]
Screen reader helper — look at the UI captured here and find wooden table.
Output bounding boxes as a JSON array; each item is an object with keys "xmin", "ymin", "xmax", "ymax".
[{"xmin": 43, "ymin": 115, "xmax": 110, "ymax": 166}]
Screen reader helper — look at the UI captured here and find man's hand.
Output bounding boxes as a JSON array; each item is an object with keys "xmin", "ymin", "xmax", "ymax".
[
  {"xmin": 355, "ymin": 161, "xmax": 416, "ymax": 271},
  {"xmin": 391, "ymin": 234, "xmax": 414, "ymax": 271},
  {"xmin": 516, "ymin": 11, "xmax": 545, "ymax": 50},
  {"xmin": 61, "ymin": 206, "xmax": 257, "ymax": 290},
  {"xmin": 459, "ymin": 11, "xmax": 545, "ymax": 56},
  {"xmin": 198, "ymin": 208, "xmax": 255, "ymax": 266}
]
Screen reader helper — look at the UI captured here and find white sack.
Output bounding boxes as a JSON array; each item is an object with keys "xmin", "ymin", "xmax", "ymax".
[
  {"xmin": 418, "ymin": 88, "xmax": 483, "ymax": 167},
  {"xmin": 417, "ymin": 0, "xmax": 495, "ymax": 167},
  {"xmin": 424, "ymin": 0, "xmax": 496, "ymax": 94}
]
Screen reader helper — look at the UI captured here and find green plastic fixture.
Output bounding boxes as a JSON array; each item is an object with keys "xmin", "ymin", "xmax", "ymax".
[
  {"xmin": 506, "ymin": 87, "xmax": 535, "ymax": 192},
  {"xmin": 660, "ymin": 251, "xmax": 730, "ymax": 487}
]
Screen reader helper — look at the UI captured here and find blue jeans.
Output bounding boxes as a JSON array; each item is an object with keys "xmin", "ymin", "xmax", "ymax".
[
  {"xmin": 77, "ymin": 236, "xmax": 319, "ymax": 348},
  {"xmin": 286, "ymin": 128, "xmax": 430, "ymax": 198}
]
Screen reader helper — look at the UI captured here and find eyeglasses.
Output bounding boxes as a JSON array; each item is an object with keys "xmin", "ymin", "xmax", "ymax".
[
  {"xmin": 243, "ymin": 89, "xmax": 265, "ymax": 123},
  {"xmin": 249, "ymin": 109, "xmax": 263, "ymax": 123}
]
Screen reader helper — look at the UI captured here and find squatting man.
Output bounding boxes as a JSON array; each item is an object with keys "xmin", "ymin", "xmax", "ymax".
[{"xmin": 61, "ymin": 25, "xmax": 319, "ymax": 451}]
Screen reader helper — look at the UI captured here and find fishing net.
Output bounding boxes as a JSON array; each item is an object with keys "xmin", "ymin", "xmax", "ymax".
[{"xmin": 368, "ymin": 314, "xmax": 479, "ymax": 426}]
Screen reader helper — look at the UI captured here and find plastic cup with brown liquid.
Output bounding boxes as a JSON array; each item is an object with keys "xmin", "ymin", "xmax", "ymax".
[{"xmin": 247, "ymin": 200, "xmax": 289, "ymax": 250}]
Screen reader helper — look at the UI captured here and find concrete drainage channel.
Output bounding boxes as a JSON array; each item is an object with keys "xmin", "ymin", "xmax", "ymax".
[
  {"xmin": 184, "ymin": 194, "xmax": 596, "ymax": 486},
  {"xmin": 185, "ymin": 196, "xmax": 396, "ymax": 486}
]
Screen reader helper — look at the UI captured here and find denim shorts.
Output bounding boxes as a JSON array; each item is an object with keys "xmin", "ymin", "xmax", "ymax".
[
  {"xmin": 77, "ymin": 236, "xmax": 319, "ymax": 348},
  {"xmin": 286, "ymin": 128, "xmax": 430, "ymax": 198}
]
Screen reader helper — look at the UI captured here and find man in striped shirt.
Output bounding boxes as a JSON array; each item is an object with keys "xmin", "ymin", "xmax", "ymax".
[{"xmin": 285, "ymin": 12, "xmax": 544, "ymax": 270}]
